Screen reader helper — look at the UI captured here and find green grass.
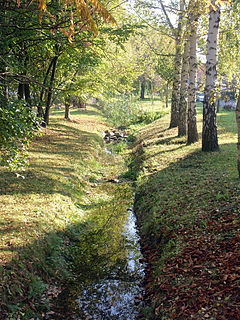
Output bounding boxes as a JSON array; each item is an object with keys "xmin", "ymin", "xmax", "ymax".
[
  {"xmin": 137, "ymin": 96, "xmax": 167, "ymax": 113},
  {"xmin": 131, "ymin": 106, "xmax": 240, "ymax": 319},
  {"xmin": 0, "ymin": 106, "xmax": 131, "ymax": 319}
]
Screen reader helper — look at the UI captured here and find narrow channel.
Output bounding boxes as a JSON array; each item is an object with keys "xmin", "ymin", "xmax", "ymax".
[
  {"xmin": 57, "ymin": 143, "xmax": 145, "ymax": 319},
  {"xmin": 73, "ymin": 204, "xmax": 145, "ymax": 319}
]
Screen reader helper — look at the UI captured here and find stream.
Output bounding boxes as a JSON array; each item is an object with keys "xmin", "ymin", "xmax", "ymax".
[
  {"xmin": 55, "ymin": 143, "xmax": 145, "ymax": 319},
  {"xmin": 73, "ymin": 205, "xmax": 145, "ymax": 319}
]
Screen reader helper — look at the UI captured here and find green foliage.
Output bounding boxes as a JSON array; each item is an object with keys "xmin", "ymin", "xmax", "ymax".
[
  {"xmin": 136, "ymin": 109, "xmax": 163, "ymax": 124},
  {"xmin": 0, "ymin": 95, "xmax": 41, "ymax": 171},
  {"xmin": 103, "ymin": 96, "xmax": 141, "ymax": 126},
  {"xmin": 28, "ymin": 276, "xmax": 46, "ymax": 300},
  {"xmin": 103, "ymin": 95, "xmax": 162, "ymax": 127}
]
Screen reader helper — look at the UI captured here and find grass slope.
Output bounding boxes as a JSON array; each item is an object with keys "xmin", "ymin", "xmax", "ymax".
[
  {"xmin": 0, "ymin": 106, "xmax": 130, "ymax": 319},
  {"xmin": 131, "ymin": 106, "xmax": 240, "ymax": 319}
]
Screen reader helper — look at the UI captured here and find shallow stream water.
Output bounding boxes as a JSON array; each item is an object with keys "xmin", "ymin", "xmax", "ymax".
[
  {"xmin": 73, "ymin": 206, "xmax": 145, "ymax": 320},
  {"xmin": 60, "ymin": 145, "xmax": 145, "ymax": 320}
]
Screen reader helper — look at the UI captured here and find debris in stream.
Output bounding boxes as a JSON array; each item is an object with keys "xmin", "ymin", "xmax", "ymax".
[{"xmin": 103, "ymin": 129, "xmax": 128, "ymax": 143}]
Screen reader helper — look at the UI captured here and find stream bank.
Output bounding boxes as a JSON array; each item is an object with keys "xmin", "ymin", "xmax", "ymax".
[
  {"xmin": 124, "ymin": 111, "xmax": 240, "ymax": 319},
  {"xmin": 0, "ymin": 107, "xmax": 145, "ymax": 320}
]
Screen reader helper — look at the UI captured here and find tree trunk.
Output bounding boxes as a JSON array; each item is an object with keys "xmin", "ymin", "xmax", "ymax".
[
  {"xmin": 169, "ymin": 0, "xmax": 184, "ymax": 129},
  {"xmin": 65, "ymin": 96, "xmax": 71, "ymax": 120},
  {"xmin": 43, "ymin": 56, "xmax": 58, "ymax": 126},
  {"xmin": 187, "ymin": 21, "xmax": 199, "ymax": 144},
  {"xmin": 140, "ymin": 80, "xmax": 145, "ymax": 100},
  {"xmin": 178, "ymin": 36, "xmax": 190, "ymax": 137},
  {"xmin": 3, "ymin": 85, "xmax": 9, "ymax": 100},
  {"xmin": 236, "ymin": 93, "xmax": 240, "ymax": 178},
  {"xmin": 202, "ymin": 1, "xmax": 220, "ymax": 152},
  {"xmin": 37, "ymin": 58, "xmax": 55, "ymax": 118},
  {"xmin": 217, "ymin": 98, "xmax": 220, "ymax": 113},
  {"xmin": 24, "ymin": 83, "xmax": 31, "ymax": 107},
  {"xmin": 65, "ymin": 103, "xmax": 71, "ymax": 120},
  {"xmin": 18, "ymin": 83, "xmax": 24, "ymax": 100},
  {"xmin": 165, "ymin": 81, "xmax": 169, "ymax": 108}
]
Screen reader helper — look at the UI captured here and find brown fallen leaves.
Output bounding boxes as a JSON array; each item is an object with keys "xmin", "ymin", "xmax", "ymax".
[{"xmin": 138, "ymin": 201, "xmax": 240, "ymax": 320}]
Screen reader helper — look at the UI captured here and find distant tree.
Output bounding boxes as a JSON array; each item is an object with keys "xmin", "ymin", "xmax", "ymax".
[
  {"xmin": 187, "ymin": 0, "xmax": 201, "ymax": 144},
  {"xmin": 178, "ymin": 32, "xmax": 190, "ymax": 137},
  {"xmin": 187, "ymin": 18, "xmax": 199, "ymax": 144}
]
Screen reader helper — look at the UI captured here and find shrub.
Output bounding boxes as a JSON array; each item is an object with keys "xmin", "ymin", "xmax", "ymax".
[
  {"xmin": 103, "ymin": 95, "xmax": 162, "ymax": 127},
  {"xmin": 0, "ymin": 95, "xmax": 41, "ymax": 171}
]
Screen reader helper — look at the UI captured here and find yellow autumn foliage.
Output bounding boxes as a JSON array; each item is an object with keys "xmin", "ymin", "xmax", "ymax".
[{"xmin": 16, "ymin": 0, "xmax": 116, "ymax": 40}]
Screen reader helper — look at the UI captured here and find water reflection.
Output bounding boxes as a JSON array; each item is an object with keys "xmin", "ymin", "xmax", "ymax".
[{"xmin": 73, "ymin": 205, "xmax": 145, "ymax": 320}]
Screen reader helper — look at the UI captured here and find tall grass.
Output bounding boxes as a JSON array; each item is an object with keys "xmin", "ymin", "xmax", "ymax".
[{"xmin": 103, "ymin": 95, "xmax": 166, "ymax": 127}]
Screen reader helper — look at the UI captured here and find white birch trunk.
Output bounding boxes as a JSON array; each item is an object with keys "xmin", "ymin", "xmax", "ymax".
[
  {"xmin": 202, "ymin": 1, "xmax": 220, "ymax": 151},
  {"xmin": 187, "ymin": 21, "xmax": 199, "ymax": 144},
  {"xmin": 178, "ymin": 35, "xmax": 190, "ymax": 137},
  {"xmin": 169, "ymin": 0, "xmax": 184, "ymax": 129}
]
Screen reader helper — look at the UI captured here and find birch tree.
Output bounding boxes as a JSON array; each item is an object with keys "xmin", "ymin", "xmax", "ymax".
[
  {"xmin": 187, "ymin": 1, "xmax": 201, "ymax": 144},
  {"xmin": 168, "ymin": 0, "xmax": 185, "ymax": 128},
  {"xmin": 178, "ymin": 33, "xmax": 190, "ymax": 136},
  {"xmin": 202, "ymin": 0, "xmax": 221, "ymax": 151},
  {"xmin": 187, "ymin": 21, "xmax": 199, "ymax": 143}
]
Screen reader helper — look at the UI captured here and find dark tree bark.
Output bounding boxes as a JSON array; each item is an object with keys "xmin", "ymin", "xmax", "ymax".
[
  {"xmin": 37, "ymin": 58, "xmax": 56, "ymax": 118},
  {"xmin": 43, "ymin": 56, "xmax": 58, "ymax": 126},
  {"xmin": 64, "ymin": 96, "xmax": 71, "ymax": 120},
  {"xmin": 18, "ymin": 83, "xmax": 24, "ymax": 100},
  {"xmin": 24, "ymin": 83, "xmax": 31, "ymax": 107},
  {"xmin": 217, "ymin": 98, "xmax": 220, "ymax": 113},
  {"xmin": 140, "ymin": 80, "xmax": 145, "ymax": 100}
]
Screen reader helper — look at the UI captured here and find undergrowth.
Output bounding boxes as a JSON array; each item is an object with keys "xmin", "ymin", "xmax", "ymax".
[{"xmin": 102, "ymin": 95, "xmax": 166, "ymax": 127}]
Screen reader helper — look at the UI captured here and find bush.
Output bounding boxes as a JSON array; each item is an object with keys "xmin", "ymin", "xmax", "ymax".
[
  {"xmin": 0, "ymin": 96, "xmax": 41, "ymax": 171},
  {"xmin": 103, "ymin": 95, "xmax": 162, "ymax": 127}
]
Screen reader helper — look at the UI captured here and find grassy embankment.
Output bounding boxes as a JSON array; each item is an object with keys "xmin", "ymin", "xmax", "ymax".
[
  {"xmin": 0, "ymin": 105, "xmax": 132, "ymax": 319},
  {"xmin": 128, "ymin": 103, "xmax": 240, "ymax": 319}
]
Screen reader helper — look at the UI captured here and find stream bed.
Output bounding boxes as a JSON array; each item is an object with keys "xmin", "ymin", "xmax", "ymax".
[
  {"xmin": 73, "ymin": 205, "xmax": 145, "ymax": 319},
  {"xmin": 56, "ymin": 144, "xmax": 145, "ymax": 319}
]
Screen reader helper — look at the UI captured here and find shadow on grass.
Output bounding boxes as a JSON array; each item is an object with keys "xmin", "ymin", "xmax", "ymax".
[
  {"xmin": 51, "ymin": 107, "xmax": 102, "ymax": 118},
  {"xmin": 145, "ymin": 145, "xmax": 185, "ymax": 160},
  {"xmin": 133, "ymin": 141, "xmax": 239, "ymax": 319},
  {"xmin": 134, "ymin": 140, "xmax": 239, "ymax": 227},
  {"xmin": 0, "ymin": 187, "xmax": 132, "ymax": 319},
  {"xmin": 0, "ymin": 123, "xmax": 102, "ymax": 197}
]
